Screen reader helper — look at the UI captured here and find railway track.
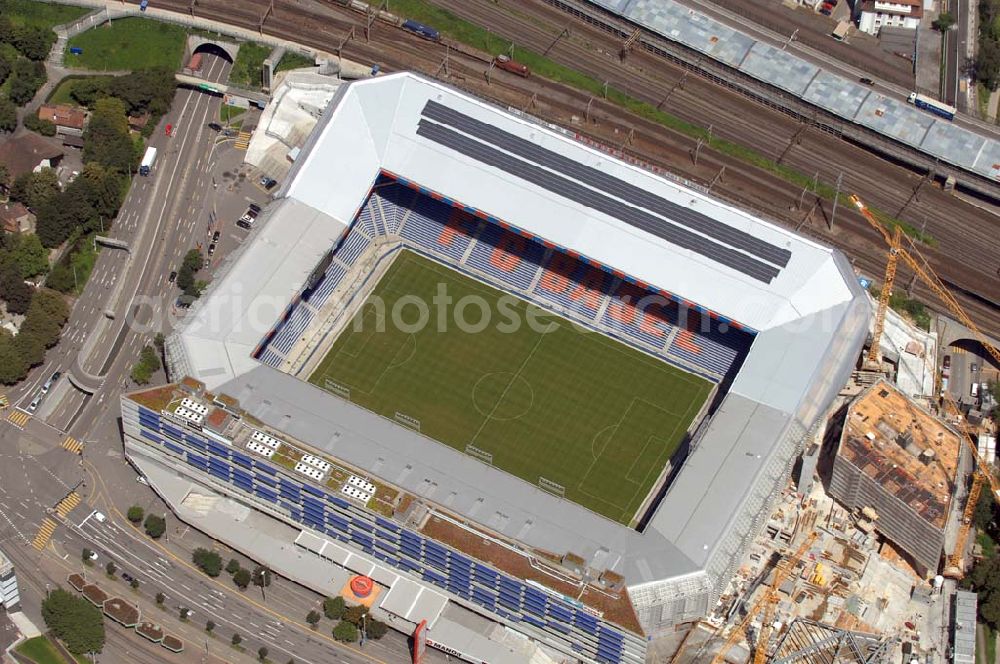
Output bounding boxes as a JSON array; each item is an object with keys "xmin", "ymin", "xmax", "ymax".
[{"xmin": 137, "ymin": 0, "xmax": 1000, "ymax": 334}]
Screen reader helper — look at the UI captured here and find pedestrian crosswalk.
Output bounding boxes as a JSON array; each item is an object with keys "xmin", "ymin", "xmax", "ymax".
[
  {"xmin": 32, "ymin": 518, "xmax": 57, "ymax": 551},
  {"xmin": 61, "ymin": 436, "xmax": 84, "ymax": 455},
  {"xmin": 55, "ymin": 492, "xmax": 81, "ymax": 518},
  {"xmin": 234, "ymin": 131, "xmax": 252, "ymax": 150},
  {"xmin": 7, "ymin": 410, "xmax": 30, "ymax": 429}
]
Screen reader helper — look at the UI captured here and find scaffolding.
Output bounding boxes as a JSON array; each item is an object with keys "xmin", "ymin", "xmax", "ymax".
[{"xmin": 769, "ymin": 619, "xmax": 896, "ymax": 664}]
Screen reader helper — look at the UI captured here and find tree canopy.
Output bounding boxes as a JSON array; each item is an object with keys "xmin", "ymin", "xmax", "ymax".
[
  {"xmin": 83, "ymin": 97, "xmax": 136, "ymax": 174},
  {"xmin": 192, "ymin": 548, "xmax": 223, "ymax": 577},
  {"xmin": 41, "ymin": 588, "xmax": 106, "ymax": 655}
]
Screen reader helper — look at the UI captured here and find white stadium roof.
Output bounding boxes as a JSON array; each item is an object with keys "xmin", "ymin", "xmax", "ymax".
[{"xmin": 167, "ymin": 72, "xmax": 869, "ymax": 636}]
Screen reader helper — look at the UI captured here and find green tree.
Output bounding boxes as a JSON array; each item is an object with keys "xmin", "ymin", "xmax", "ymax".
[
  {"xmin": 130, "ymin": 578, "xmax": 140, "ymax": 590},
  {"xmin": 332, "ymin": 620, "xmax": 358, "ymax": 643},
  {"xmin": 83, "ymin": 97, "xmax": 134, "ymax": 173},
  {"xmin": 11, "ymin": 25, "xmax": 53, "ymax": 61},
  {"xmin": 81, "ymin": 548, "xmax": 93, "ymax": 563},
  {"xmin": 108, "ymin": 69, "xmax": 177, "ymax": 117},
  {"xmin": 0, "ymin": 99, "xmax": 15, "ymax": 133},
  {"xmin": 23, "ymin": 113, "xmax": 56, "ymax": 136},
  {"xmin": 226, "ymin": 558, "xmax": 241, "ymax": 575},
  {"xmin": 322, "ymin": 596, "xmax": 345, "ymax": 620},
  {"xmin": 258, "ymin": 646, "xmax": 269, "ymax": 661},
  {"xmin": 143, "ymin": 513, "xmax": 166, "ymax": 539},
  {"xmin": 179, "ymin": 607, "xmax": 190, "ymax": 621},
  {"xmin": 342, "ymin": 604, "xmax": 368, "ymax": 627},
  {"xmin": 41, "ymin": 588, "xmax": 105, "ymax": 655},
  {"xmin": 8, "ymin": 58, "xmax": 46, "ymax": 106},
  {"xmin": 231, "ymin": 633, "xmax": 243, "ymax": 647},
  {"xmin": 365, "ymin": 619, "xmax": 388, "ymax": 640},
  {"xmin": 70, "ymin": 77, "xmax": 112, "ymax": 107},
  {"xmin": 10, "ymin": 168, "xmax": 60, "ymax": 211},
  {"xmin": 20, "ymin": 288, "xmax": 68, "ymax": 346},
  {"xmin": 3, "ymin": 233, "xmax": 50, "ymax": 279},
  {"xmin": 0, "ymin": 163, "xmax": 9, "ymax": 195},
  {"xmin": 0, "ymin": 260, "xmax": 33, "ymax": 315},
  {"xmin": 252, "ymin": 565, "xmax": 272, "ymax": 589},
  {"xmin": 306, "ymin": 610, "xmax": 321, "ymax": 628},
  {"xmin": 0, "ymin": 52, "xmax": 11, "ymax": 89},
  {"xmin": 126, "ymin": 505, "xmax": 144, "ymax": 523},
  {"xmin": 233, "ymin": 567, "xmax": 252, "ymax": 590},
  {"xmin": 206, "ymin": 619, "xmax": 215, "ymax": 633},
  {"xmin": 155, "ymin": 592, "xmax": 165, "ymax": 606},
  {"xmin": 154, "ymin": 332, "xmax": 165, "ymax": 351},
  {"xmin": 105, "ymin": 561, "xmax": 116, "ymax": 576},
  {"xmin": 0, "ymin": 329, "xmax": 26, "ymax": 384},
  {"xmin": 192, "ymin": 548, "xmax": 223, "ymax": 577},
  {"xmin": 176, "ymin": 249, "xmax": 203, "ymax": 295}
]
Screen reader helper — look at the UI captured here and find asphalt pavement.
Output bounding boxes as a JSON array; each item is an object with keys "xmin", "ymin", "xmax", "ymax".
[{"xmin": 0, "ymin": 52, "xmax": 446, "ymax": 663}]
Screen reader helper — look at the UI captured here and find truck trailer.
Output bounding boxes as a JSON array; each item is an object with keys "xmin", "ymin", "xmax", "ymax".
[
  {"xmin": 139, "ymin": 146, "xmax": 157, "ymax": 176},
  {"xmin": 907, "ymin": 92, "xmax": 956, "ymax": 121}
]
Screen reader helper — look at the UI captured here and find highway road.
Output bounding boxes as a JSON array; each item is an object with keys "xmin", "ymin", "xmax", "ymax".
[
  {"xmin": 22, "ymin": 53, "xmax": 231, "ymax": 432},
  {"xmin": 0, "ymin": 50, "xmax": 442, "ymax": 664},
  {"xmin": 942, "ymin": 0, "xmax": 971, "ymax": 112}
]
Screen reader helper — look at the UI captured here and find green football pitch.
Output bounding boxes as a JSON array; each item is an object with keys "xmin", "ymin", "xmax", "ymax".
[{"xmin": 309, "ymin": 251, "xmax": 712, "ymax": 524}]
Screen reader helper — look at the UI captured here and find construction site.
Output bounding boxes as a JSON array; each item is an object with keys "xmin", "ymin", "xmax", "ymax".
[{"xmin": 665, "ymin": 196, "xmax": 1000, "ymax": 664}]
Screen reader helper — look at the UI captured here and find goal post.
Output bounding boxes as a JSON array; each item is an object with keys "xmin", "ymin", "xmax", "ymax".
[
  {"xmin": 324, "ymin": 379, "xmax": 351, "ymax": 400},
  {"xmin": 395, "ymin": 412, "xmax": 421, "ymax": 431},
  {"xmin": 465, "ymin": 444, "xmax": 493, "ymax": 465},
  {"xmin": 538, "ymin": 476, "xmax": 565, "ymax": 497}
]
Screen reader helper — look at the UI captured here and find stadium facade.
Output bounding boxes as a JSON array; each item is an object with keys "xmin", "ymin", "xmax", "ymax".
[{"xmin": 128, "ymin": 72, "xmax": 869, "ymax": 663}]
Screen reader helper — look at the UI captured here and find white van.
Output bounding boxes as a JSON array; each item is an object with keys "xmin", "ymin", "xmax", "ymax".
[{"xmin": 972, "ymin": 382, "xmax": 979, "ymax": 398}]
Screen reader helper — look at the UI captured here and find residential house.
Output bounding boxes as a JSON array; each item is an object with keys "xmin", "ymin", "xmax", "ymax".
[
  {"xmin": 858, "ymin": 0, "xmax": 922, "ymax": 35},
  {"xmin": 0, "ymin": 202, "xmax": 34, "ymax": 234},
  {"xmin": 36, "ymin": 104, "xmax": 87, "ymax": 137}
]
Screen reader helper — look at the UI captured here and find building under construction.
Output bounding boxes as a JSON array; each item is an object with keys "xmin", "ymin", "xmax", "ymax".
[{"xmin": 828, "ymin": 380, "xmax": 961, "ymax": 576}]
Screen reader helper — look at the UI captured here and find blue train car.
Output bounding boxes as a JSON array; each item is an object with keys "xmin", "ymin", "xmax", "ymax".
[{"xmin": 401, "ymin": 19, "xmax": 440, "ymax": 42}]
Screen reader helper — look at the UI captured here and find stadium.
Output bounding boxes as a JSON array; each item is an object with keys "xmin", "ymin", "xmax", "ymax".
[{"xmin": 126, "ymin": 72, "xmax": 869, "ymax": 663}]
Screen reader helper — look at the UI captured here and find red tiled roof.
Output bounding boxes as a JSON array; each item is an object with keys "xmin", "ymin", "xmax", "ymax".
[{"xmin": 37, "ymin": 104, "xmax": 86, "ymax": 130}]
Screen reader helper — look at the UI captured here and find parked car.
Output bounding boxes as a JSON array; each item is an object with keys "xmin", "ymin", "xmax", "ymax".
[
  {"xmin": 943, "ymin": 354, "xmax": 951, "ymax": 369},
  {"xmin": 859, "ymin": 77, "xmax": 874, "ymax": 86},
  {"xmin": 971, "ymin": 362, "xmax": 978, "ymax": 373},
  {"xmin": 121, "ymin": 572, "xmax": 135, "ymax": 583},
  {"xmin": 208, "ymin": 243, "xmax": 217, "ymax": 257},
  {"xmin": 168, "ymin": 270, "xmax": 177, "ymax": 284},
  {"xmin": 212, "ymin": 230, "xmax": 221, "ymax": 243},
  {"xmin": 86, "ymin": 550, "xmax": 98, "ymax": 561},
  {"xmin": 92, "ymin": 511, "xmax": 107, "ymax": 524},
  {"xmin": 136, "ymin": 475, "xmax": 149, "ymax": 485},
  {"xmin": 819, "ymin": 8, "xmax": 831, "ymax": 14},
  {"xmin": 51, "ymin": 371, "xmax": 61, "ymax": 382},
  {"xmin": 207, "ymin": 122, "xmax": 222, "ymax": 132},
  {"xmin": 165, "ymin": 123, "xmax": 173, "ymax": 136},
  {"xmin": 248, "ymin": 203, "xmax": 262, "ymax": 214},
  {"xmin": 260, "ymin": 177, "xmax": 278, "ymax": 191}
]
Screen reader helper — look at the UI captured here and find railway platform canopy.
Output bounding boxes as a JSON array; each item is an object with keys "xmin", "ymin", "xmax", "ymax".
[{"xmin": 590, "ymin": 0, "xmax": 1000, "ymax": 183}]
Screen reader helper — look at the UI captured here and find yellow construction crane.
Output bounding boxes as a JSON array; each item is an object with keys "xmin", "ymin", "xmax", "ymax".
[
  {"xmin": 710, "ymin": 532, "xmax": 819, "ymax": 664},
  {"xmin": 942, "ymin": 393, "xmax": 1000, "ymax": 578},
  {"xmin": 850, "ymin": 195, "xmax": 1000, "ymax": 578},
  {"xmin": 848, "ymin": 195, "xmax": 1000, "ymax": 369}
]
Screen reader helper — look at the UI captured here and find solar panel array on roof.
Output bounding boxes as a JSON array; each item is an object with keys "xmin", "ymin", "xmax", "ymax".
[
  {"xmin": 129, "ymin": 402, "xmax": 645, "ymax": 663},
  {"xmin": 416, "ymin": 102, "xmax": 788, "ymax": 283},
  {"xmin": 587, "ymin": 0, "xmax": 1000, "ymax": 183}
]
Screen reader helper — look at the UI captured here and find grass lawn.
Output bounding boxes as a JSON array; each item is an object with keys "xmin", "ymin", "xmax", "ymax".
[
  {"xmin": 228, "ymin": 42, "xmax": 270, "ymax": 89},
  {"xmin": 980, "ymin": 623, "xmax": 997, "ymax": 664},
  {"xmin": 275, "ymin": 51, "xmax": 315, "ymax": 73},
  {"xmin": 0, "ymin": 0, "xmax": 89, "ymax": 29},
  {"xmin": 65, "ymin": 17, "xmax": 187, "ymax": 71},
  {"xmin": 309, "ymin": 251, "xmax": 710, "ymax": 523},
  {"xmin": 15, "ymin": 635, "xmax": 73, "ymax": 664},
  {"xmin": 220, "ymin": 104, "xmax": 245, "ymax": 124},
  {"xmin": 45, "ymin": 74, "xmax": 114, "ymax": 105}
]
